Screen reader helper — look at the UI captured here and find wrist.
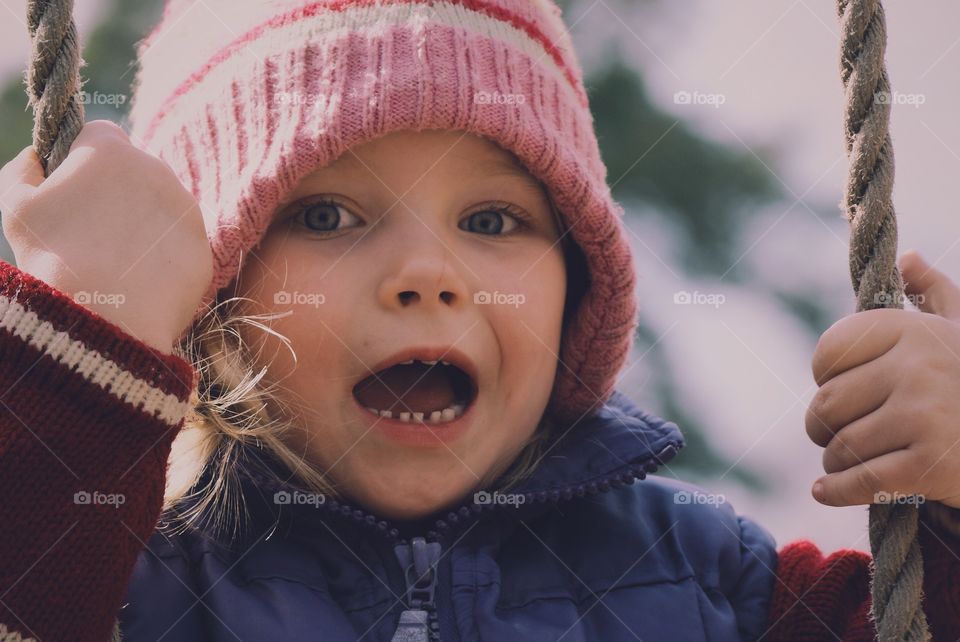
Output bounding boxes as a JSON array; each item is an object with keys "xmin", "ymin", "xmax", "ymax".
[
  {"xmin": 76, "ymin": 305, "xmax": 177, "ymax": 355},
  {"xmin": 138, "ymin": 333, "xmax": 178, "ymax": 354},
  {"xmin": 74, "ymin": 304, "xmax": 177, "ymax": 354}
]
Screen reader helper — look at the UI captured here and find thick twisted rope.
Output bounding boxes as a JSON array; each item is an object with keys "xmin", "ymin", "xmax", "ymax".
[
  {"xmin": 836, "ymin": 1, "xmax": 929, "ymax": 639},
  {"xmin": 26, "ymin": 0, "xmax": 84, "ymax": 176}
]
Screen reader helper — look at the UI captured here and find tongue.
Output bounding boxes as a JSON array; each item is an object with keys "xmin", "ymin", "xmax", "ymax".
[{"xmin": 353, "ymin": 363, "xmax": 456, "ymax": 413}]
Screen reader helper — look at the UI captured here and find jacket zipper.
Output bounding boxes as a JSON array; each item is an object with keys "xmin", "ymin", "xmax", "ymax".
[
  {"xmin": 390, "ymin": 537, "xmax": 442, "ymax": 642},
  {"xmin": 289, "ymin": 442, "xmax": 681, "ymax": 641}
]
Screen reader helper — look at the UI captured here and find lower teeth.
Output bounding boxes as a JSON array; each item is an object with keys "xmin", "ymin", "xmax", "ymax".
[{"xmin": 365, "ymin": 404, "xmax": 466, "ymax": 423}]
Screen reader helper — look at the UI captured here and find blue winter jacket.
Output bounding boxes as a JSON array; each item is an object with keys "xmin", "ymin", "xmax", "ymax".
[{"xmin": 118, "ymin": 390, "xmax": 779, "ymax": 641}]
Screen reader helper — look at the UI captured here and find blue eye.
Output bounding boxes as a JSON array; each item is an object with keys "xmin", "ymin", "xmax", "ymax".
[
  {"xmin": 295, "ymin": 199, "xmax": 362, "ymax": 235},
  {"xmin": 288, "ymin": 198, "xmax": 531, "ymax": 237},
  {"xmin": 459, "ymin": 205, "xmax": 531, "ymax": 236}
]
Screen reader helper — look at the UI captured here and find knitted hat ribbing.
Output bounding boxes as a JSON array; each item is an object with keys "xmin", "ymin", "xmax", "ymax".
[{"xmin": 128, "ymin": 0, "xmax": 638, "ymax": 425}]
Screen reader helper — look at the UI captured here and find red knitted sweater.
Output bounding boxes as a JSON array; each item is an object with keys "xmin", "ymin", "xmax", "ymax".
[{"xmin": 0, "ymin": 259, "xmax": 957, "ymax": 641}]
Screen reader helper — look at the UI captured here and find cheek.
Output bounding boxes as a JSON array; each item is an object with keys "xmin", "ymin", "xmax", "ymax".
[
  {"xmin": 244, "ymin": 236, "xmax": 380, "ymax": 413},
  {"xmin": 234, "ymin": 242, "xmax": 343, "ymax": 382},
  {"xmin": 492, "ymin": 247, "xmax": 566, "ymax": 396},
  {"xmin": 517, "ymin": 246, "xmax": 566, "ymax": 343}
]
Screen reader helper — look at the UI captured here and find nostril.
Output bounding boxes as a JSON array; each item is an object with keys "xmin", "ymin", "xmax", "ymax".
[{"xmin": 398, "ymin": 291, "xmax": 454, "ymax": 305}]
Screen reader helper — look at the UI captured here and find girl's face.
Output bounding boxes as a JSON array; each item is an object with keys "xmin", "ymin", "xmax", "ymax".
[{"xmin": 235, "ymin": 129, "xmax": 566, "ymax": 520}]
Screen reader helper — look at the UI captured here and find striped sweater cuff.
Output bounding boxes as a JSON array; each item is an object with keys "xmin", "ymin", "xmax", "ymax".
[
  {"xmin": 0, "ymin": 260, "xmax": 197, "ymax": 642},
  {"xmin": 0, "ymin": 623, "xmax": 35, "ymax": 641},
  {"xmin": 0, "ymin": 260, "xmax": 196, "ymax": 424}
]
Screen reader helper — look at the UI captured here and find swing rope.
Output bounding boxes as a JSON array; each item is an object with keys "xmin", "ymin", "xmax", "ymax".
[
  {"xmin": 26, "ymin": 0, "xmax": 84, "ymax": 176},
  {"xmin": 836, "ymin": 0, "xmax": 929, "ymax": 639},
  {"xmin": 23, "ymin": 0, "xmax": 930, "ymax": 639}
]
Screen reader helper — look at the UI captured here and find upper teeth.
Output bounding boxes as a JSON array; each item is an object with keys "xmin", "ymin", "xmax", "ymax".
[{"xmin": 398, "ymin": 359, "xmax": 451, "ymax": 366}]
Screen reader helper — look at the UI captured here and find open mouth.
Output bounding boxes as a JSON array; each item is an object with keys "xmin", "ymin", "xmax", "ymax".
[{"xmin": 352, "ymin": 358, "xmax": 477, "ymax": 424}]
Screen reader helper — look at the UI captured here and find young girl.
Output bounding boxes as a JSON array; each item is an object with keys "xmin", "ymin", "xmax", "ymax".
[{"xmin": 0, "ymin": 1, "xmax": 958, "ymax": 640}]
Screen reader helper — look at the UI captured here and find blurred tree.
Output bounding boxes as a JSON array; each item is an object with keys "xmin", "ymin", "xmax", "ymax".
[
  {"xmin": 554, "ymin": 0, "xmax": 781, "ymax": 488},
  {"xmin": 589, "ymin": 50, "xmax": 782, "ymax": 278}
]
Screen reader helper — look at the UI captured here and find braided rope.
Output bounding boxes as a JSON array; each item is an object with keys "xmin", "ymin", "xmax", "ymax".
[
  {"xmin": 836, "ymin": 1, "xmax": 929, "ymax": 639},
  {"xmin": 26, "ymin": 0, "xmax": 84, "ymax": 176}
]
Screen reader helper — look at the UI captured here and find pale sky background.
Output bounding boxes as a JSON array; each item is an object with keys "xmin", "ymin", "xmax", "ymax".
[
  {"xmin": 2, "ymin": 0, "xmax": 959, "ymax": 552},
  {"xmin": 601, "ymin": 0, "xmax": 960, "ymax": 552}
]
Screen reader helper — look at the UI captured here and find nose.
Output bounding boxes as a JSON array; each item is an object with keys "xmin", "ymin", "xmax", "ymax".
[{"xmin": 378, "ymin": 246, "xmax": 468, "ymax": 311}]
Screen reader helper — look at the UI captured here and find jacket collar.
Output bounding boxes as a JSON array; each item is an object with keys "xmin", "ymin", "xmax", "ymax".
[
  {"xmin": 504, "ymin": 389, "xmax": 683, "ymax": 495},
  {"xmin": 222, "ymin": 389, "xmax": 684, "ymax": 546}
]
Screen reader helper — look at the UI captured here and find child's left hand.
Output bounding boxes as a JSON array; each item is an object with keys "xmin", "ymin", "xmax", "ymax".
[{"xmin": 806, "ymin": 249, "xmax": 960, "ymax": 509}]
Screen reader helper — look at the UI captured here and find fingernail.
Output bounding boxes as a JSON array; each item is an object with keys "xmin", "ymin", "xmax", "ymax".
[
  {"xmin": 901, "ymin": 249, "xmax": 922, "ymax": 267},
  {"xmin": 812, "ymin": 481, "xmax": 825, "ymax": 502}
]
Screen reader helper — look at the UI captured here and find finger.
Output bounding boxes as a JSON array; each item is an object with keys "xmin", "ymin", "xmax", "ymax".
[
  {"xmin": 811, "ymin": 308, "xmax": 900, "ymax": 386},
  {"xmin": 899, "ymin": 249, "xmax": 960, "ymax": 320},
  {"xmin": 69, "ymin": 119, "xmax": 130, "ymax": 151},
  {"xmin": 820, "ymin": 401, "xmax": 911, "ymax": 474},
  {"xmin": 0, "ymin": 147, "xmax": 45, "ymax": 221},
  {"xmin": 805, "ymin": 357, "xmax": 894, "ymax": 448},
  {"xmin": 813, "ymin": 448, "xmax": 921, "ymax": 506},
  {"xmin": 39, "ymin": 120, "xmax": 134, "ymax": 191},
  {"xmin": 0, "ymin": 146, "xmax": 45, "ymax": 194}
]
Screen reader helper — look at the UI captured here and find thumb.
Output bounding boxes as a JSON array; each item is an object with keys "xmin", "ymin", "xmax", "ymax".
[
  {"xmin": 900, "ymin": 249, "xmax": 960, "ymax": 319},
  {"xmin": 0, "ymin": 146, "xmax": 45, "ymax": 211},
  {"xmin": 0, "ymin": 146, "xmax": 45, "ymax": 190}
]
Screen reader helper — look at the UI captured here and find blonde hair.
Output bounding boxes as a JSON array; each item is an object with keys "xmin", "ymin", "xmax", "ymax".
[{"xmin": 159, "ymin": 194, "xmax": 582, "ymax": 543}]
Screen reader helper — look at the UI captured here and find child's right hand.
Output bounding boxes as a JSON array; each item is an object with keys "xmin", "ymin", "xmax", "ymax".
[{"xmin": 0, "ymin": 120, "xmax": 213, "ymax": 353}]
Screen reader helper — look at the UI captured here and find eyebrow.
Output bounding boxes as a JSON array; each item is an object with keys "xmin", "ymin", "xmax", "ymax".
[
  {"xmin": 279, "ymin": 154, "xmax": 546, "ymax": 209},
  {"xmin": 472, "ymin": 157, "xmax": 568, "ymax": 234},
  {"xmin": 471, "ymin": 156, "xmax": 545, "ymax": 194}
]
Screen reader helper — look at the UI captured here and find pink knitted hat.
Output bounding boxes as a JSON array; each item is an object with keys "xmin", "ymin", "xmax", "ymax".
[{"xmin": 127, "ymin": 0, "xmax": 638, "ymax": 425}]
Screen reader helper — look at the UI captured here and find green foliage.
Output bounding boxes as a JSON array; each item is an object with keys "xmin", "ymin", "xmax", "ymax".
[
  {"xmin": 587, "ymin": 48, "xmax": 782, "ymax": 278},
  {"xmin": 78, "ymin": 0, "xmax": 163, "ymax": 123},
  {"xmin": 0, "ymin": 70, "xmax": 33, "ymax": 176}
]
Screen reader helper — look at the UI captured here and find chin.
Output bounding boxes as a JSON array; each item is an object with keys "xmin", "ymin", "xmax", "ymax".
[{"xmin": 347, "ymin": 468, "xmax": 477, "ymax": 521}]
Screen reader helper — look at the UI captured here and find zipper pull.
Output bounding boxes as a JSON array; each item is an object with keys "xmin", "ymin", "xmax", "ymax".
[
  {"xmin": 390, "ymin": 609, "xmax": 429, "ymax": 642},
  {"xmin": 390, "ymin": 537, "xmax": 442, "ymax": 642}
]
